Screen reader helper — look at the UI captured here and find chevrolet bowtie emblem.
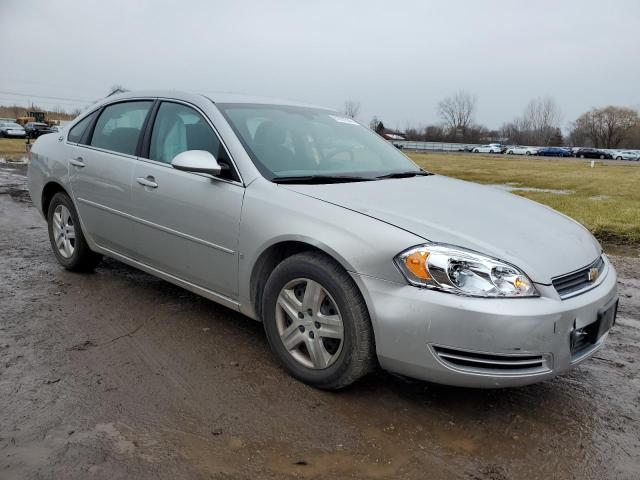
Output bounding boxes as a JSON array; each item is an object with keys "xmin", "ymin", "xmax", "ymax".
[{"xmin": 588, "ymin": 267, "xmax": 599, "ymax": 282}]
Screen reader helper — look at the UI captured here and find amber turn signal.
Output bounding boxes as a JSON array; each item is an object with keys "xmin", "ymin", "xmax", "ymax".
[{"xmin": 404, "ymin": 251, "xmax": 432, "ymax": 280}]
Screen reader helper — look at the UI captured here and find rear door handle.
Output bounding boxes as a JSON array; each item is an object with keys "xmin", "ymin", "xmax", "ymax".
[
  {"xmin": 136, "ymin": 176, "xmax": 158, "ymax": 188},
  {"xmin": 69, "ymin": 157, "xmax": 85, "ymax": 167}
]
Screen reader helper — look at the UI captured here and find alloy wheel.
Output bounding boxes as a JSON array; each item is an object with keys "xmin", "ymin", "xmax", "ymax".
[
  {"xmin": 52, "ymin": 204, "xmax": 76, "ymax": 258},
  {"xmin": 275, "ymin": 278, "xmax": 344, "ymax": 369}
]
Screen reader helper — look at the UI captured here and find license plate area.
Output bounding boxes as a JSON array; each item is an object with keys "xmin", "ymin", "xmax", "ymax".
[{"xmin": 570, "ymin": 298, "xmax": 618, "ymax": 358}]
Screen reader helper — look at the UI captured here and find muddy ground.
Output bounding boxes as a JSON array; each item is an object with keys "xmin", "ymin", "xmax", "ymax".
[{"xmin": 0, "ymin": 161, "xmax": 639, "ymax": 480}]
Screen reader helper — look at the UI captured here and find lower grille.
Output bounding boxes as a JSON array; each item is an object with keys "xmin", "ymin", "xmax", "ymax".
[
  {"xmin": 432, "ymin": 345, "xmax": 550, "ymax": 374},
  {"xmin": 552, "ymin": 256, "xmax": 605, "ymax": 299}
]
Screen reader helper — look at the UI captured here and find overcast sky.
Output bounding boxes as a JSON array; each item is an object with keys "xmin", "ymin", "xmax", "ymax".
[{"xmin": 1, "ymin": 0, "xmax": 638, "ymax": 130}]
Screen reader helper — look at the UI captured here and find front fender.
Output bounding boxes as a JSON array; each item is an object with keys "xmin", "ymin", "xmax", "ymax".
[{"xmin": 237, "ymin": 178, "xmax": 422, "ymax": 318}]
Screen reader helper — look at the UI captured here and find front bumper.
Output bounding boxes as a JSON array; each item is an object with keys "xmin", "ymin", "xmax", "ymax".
[{"xmin": 352, "ymin": 256, "xmax": 618, "ymax": 388}]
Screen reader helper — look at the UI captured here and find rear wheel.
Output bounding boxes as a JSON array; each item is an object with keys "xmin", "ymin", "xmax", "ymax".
[
  {"xmin": 262, "ymin": 251, "xmax": 375, "ymax": 389},
  {"xmin": 599, "ymin": 154, "xmax": 605, "ymax": 159},
  {"xmin": 47, "ymin": 192, "xmax": 101, "ymax": 271},
  {"xmin": 580, "ymin": 154, "xmax": 585, "ymax": 158}
]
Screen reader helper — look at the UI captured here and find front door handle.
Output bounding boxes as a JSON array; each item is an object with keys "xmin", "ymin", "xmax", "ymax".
[
  {"xmin": 69, "ymin": 157, "xmax": 85, "ymax": 167},
  {"xmin": 136, "ymin": 176, "xmax": 158, "ymax": 188}
]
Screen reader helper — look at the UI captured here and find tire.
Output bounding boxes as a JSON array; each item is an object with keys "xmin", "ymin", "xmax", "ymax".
[
  {"xmin": 507, "ymin": 150, "xmax": 513, "ymax": 155},
  {"xmin": 616, "ymin": 156, "xmax": 622, "ymax": 160},
  {"xmin": 262, "ymin": 251, "xmax": 375, "ymax": 389},
  {"xmin": 580, "ymin": 154, "xmax": 585, "ymax": 158},
  {"xmin": 47, "ymin": 192, "xmax": 101, "ymax": 271},
  {"xmin": 599, "ymin": 155, "xmax": 604, "ymax": 159},
  {"xmin": 525, "ymin": 151, "xmax": 531, "ymax": 155},
  {"xmin": 473, "ymin": 149, "xmax": 479, "ymax": 153}
]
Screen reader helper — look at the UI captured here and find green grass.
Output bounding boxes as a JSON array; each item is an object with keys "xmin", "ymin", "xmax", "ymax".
[
  {"xmin": 408, "ymin": 152, "xmax": 640, "ymax": 245},
  {"xmin": 0, "ymin": 138, "xmax": 31, "ymax": 156}
]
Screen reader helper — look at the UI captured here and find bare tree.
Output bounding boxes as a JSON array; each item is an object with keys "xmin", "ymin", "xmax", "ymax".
[
  {"xmin": 437, "ymin": 90, "xmax": 477, "ymax": 139},
  {"xmin": 573, "ymin": 106, "xmax": 639, "ymax": 148},
  {"xmin": 501, "ymin": 97, "xmax": 562, "ymax": 145},
  {"xmin": 343, "ymin": 100, "xmax": 361, "ymax": 119},
  {"xmin": 521, "ymin": 96, "xmax": 562, "ymax": 145}
]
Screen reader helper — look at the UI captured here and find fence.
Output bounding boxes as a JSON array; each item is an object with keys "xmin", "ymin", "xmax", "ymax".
[{"xmin": 391, "ymin": 141, "xmax": 478, "ymax": 152}]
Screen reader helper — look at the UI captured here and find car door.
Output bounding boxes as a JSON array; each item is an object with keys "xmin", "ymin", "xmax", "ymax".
[
  {"xmin": 131, "ymin": 100, "xmax": 244, "ymax": 299},
  {"xmin": 68, "ymin": 100, "xmax": 153, "ymax": 257}
]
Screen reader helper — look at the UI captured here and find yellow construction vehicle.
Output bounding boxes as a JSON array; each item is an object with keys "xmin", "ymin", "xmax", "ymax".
[{"xmin": 16, "ymin": 111, "xmax": 60, "ymax": 127}]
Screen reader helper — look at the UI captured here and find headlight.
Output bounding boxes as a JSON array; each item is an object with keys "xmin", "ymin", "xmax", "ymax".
[{"xmin": 394, "ymin": 244, "xmax": 538, "ymax": 298}]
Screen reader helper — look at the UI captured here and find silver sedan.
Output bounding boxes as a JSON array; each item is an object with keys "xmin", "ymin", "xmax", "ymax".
[{"xmin": 27, "ymin": 90, "xmax": 618, "ymax": 389}]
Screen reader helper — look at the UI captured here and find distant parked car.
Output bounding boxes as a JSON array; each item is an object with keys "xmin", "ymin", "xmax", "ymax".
[
  {"xmin": 25, "ymin": 122, "xmax": 54, "ymax": 139},
  {"xmin": 0, "ymin": 121, "xmax": 27, "ymax": 138},
  {"xmin": 612, "ymin": 150, "xmax": 639, "ymax": 161},
  {"xmin": 506, "ymin": 145, "xmax": 539, "ymax": 155},
  {"xmin": 472, "ymin": 144, "xmax": 502, "ymax": 154},
  {"xmin": 574, "ymin": 148, "xmax": 613, "ymax": 159},
  {"xmin": 537, "ymin": 147, "xmax": 572, "ymax": 157}
]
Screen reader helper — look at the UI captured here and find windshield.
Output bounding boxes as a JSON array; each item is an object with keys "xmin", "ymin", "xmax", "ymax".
[{"xmin": 217, "ymin": 103, "xmax": 420, "ymax": 180}]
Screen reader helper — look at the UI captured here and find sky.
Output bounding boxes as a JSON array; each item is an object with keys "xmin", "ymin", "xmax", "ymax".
[{"xmin": 1, "ymin": 0, "xmax": 639, "ymax": 131}]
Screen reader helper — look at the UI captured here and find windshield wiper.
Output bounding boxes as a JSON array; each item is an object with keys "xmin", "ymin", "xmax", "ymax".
[
  {"xmin": 272, "ymin": 175, "xmax": 374, "ymax": 184},
  {"xmin": 375, "ymin": 170, "xmax": 433, "ymax": 180}
]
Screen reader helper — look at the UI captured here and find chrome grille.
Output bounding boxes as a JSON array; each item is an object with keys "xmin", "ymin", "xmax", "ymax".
[
  {"xmin": 552, "ymin": 256, "xmax": 605, "ymax": 299},
  {"xmin": 432, "ymin": 346, "xmax": 550, "ymax": 374}
]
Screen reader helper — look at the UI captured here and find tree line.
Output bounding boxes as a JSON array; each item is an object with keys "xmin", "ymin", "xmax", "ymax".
[{"xmin": 347, "ymin": 91, "xmax": 640, "ymax": 148}]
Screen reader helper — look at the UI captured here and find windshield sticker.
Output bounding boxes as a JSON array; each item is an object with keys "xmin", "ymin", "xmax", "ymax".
[{"xmin": 329, "ymin": 115, "xmax": 359, "ymax": 125}]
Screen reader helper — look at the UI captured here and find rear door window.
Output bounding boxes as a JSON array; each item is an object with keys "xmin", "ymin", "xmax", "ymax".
[
  {"xmin": 68, "ymin": 111, "xmax": 98, "ymax": 144},
  {"xmin": 90, "ymin": 101, "xmax": 152, "ymax": 155}
]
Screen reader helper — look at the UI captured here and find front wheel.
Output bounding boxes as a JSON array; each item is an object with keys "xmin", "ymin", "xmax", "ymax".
[
  {"xmin": 262, "ymin": 251, "xmax": 375, "ymax": 389},
  {"xmin": 473, "ymin": 149, "xmax": 479, "ymax": 153},
  {"xmin": 47, "ymin": 192, "xmax": 101, "ymax": 271},
  {"xmin": 600, "ymin": 155, "xmax": 605, "ymax": 159}
]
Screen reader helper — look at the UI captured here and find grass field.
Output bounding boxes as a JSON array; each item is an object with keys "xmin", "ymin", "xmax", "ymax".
[
  {"xmin": 1, "ymin": 138, "xmax": 638, "ymax": 245},
  {"xmin": 0, "ymin": 137, "xmax": 31, "ymax": 155},
  {"xmin": 408, "ymin": 152, "xmax": 640, "ymax": 245}
]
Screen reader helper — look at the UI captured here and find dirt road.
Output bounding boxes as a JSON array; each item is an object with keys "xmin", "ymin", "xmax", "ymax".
[{"xmin": 1, "ymin": 161, "xmax": 639, "ymax": 479}]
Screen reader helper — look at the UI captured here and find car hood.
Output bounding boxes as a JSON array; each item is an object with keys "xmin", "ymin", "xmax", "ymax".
[{"xmin": 283, "ymin": 175, "xmax": 601, "ymax": 284}]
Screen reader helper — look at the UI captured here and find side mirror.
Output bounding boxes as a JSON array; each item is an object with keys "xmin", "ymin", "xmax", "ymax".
[{"xmin": 171, "ymin": 150, "xmax": 221, "ymax": 177}]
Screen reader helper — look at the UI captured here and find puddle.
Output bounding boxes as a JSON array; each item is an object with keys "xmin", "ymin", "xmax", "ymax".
[
  {"xmin": 0, "ymin": 156, "xmax": 29, "ymax": 164},
  {"xmin": 488, "ymin": 183, "xmax": 572, "ymax": 195}
]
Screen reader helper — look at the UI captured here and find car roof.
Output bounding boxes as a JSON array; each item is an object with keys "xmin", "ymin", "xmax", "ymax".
[{"xmin": 98, "ymin": 89, "xmax": 334, "ymax": 111}]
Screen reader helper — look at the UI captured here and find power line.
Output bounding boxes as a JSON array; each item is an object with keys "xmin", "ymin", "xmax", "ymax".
[
  {"xmin": 0, "ymin": 75, "xmax": 103, "ymax": 98},
  {"xmin": 0, "ymin": 90, "xmax": 93, "ymax": 103},
  {"xmin": 0, "ymin": 96, "xmax": 84, "ymax": 107}
]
